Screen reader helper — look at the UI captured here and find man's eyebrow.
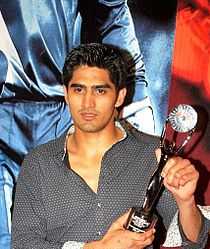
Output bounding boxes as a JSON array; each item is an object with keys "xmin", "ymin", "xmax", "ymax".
[
  {"xmin": 69, "ymin": 83, "xmax": 113, "ymax": 89},
  {"xmin": 69, "ymin": 83, "xmax": 84, "ymax": 88},
  {"xmin": 93, "ymin": 84, "xmax": 112, "ymax": 89}
]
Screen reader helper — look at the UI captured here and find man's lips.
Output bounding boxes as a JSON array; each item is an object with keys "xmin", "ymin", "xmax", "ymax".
[{"xmin": 80, "ymin": 112, "xmax": 98, "ymax": 121}]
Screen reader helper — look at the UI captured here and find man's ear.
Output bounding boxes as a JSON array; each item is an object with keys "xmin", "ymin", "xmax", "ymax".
[
  {"xmin": 115, "ymin": 87, "xmax": 127, "ymax": 108},
  {"xmin": 63, "ymin": 86, "xmax": 69, "ymax": 105}
]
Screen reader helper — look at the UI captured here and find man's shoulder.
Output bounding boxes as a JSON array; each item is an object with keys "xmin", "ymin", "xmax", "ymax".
[
  {"xmin": 26, "ymin": 133, "xmax": 66, "ymax": 160},
  {"xmin": 19, "ymin": 134, "xmax": 67, "ymax": 187},
  {"xmin": 121, "ymin": 119, "xmax": 160, "ymax": 146}
]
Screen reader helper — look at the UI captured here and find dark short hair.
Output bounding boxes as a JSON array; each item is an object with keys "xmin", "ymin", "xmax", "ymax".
[
  {"xmin": 62, "ymin": 43, "xmax": 128, "ymax": 90},
  {"xmin": 62, "ymin": 43, "xmax": 136, "ymax": 110}
]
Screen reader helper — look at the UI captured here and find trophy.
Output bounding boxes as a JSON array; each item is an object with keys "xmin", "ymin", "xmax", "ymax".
[{"xmin": 125, "ymin": 104, "xmax": 198, "ymax": 233}]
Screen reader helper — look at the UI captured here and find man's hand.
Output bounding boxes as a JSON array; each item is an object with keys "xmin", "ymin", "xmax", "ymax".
[
  {"xmin": 84, "ymin": 211, "xmax": 155, "ymax": 249},
  {"xmin": 155, "ymin": 149, "xmax": 202, "ymax": 242},
  {"xmin": 155, "ymin": 149, "xmax": 199, "ymax": 204}
]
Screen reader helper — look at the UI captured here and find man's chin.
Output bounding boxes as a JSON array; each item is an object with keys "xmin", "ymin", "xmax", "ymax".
[{"xmin": 77, "ymin": 123, "xmax": 106, "ymax": 133}]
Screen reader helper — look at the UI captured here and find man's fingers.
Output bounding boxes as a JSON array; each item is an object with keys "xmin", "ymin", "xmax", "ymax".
[
  {"xmin": 129, "ymin": 228, "xmax": 155, "ymax": 241},
  {"xmin": 161, "ymin": 157, "xmax": 191, "ymax": 178},
  {"xmin": 155, "ymin": 148, "xmax": 161, "ymax": 162},
  {"xmin": 103, "ymin": 221, "xmax": 155, "ymax": 249},
  {"xmin": 161, "ymin": 157, "xmax": 198, "ymax": 188},
  {"xmin": 133, "ymin": 229, "xmax": 156, "ymax": 247},
  {"xmin": 112, "ymin": 210, "xmax": 131, "ymax": 229},
  {"xmin": 179, "ymin": 171, "xmax": 199, "ymax": 186}
]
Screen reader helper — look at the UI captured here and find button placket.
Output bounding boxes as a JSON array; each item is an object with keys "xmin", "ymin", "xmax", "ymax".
[{"xmin": 95, "ymin": 193, "xmax": 104, "ymax": 238}]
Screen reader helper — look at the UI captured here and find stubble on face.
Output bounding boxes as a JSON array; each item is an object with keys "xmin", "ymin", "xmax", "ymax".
[{"xmin": 73, "ymin": 111, "xmax": 115, "ymax": 133}]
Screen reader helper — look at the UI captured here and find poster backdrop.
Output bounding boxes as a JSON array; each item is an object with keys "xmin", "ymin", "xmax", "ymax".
[
  {"xmin": 169, "ymin": 0, "xmax": 210, "ymax": 247},
  {"xmin": 128, "ymin": 0, "xmax": 177, "ymax": 135}
]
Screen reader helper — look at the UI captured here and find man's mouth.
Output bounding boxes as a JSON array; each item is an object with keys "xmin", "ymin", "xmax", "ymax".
[{"xmin": 80, "ymin": 112, "xmax": 98, "ymax": 121}]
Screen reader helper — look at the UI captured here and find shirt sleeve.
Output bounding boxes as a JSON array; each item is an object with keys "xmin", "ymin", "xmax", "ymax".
[
  {"xmin": 102, "ymin": 0, "xmax": 148, "ymax": 101},
  {"xmin": 163, "ymin": 205, "xmax": 210, "ymax": 248},
  {"xmin": 178, "ymin": 206, "xmax": 209, "ymax": 249},
  {"xmin": 11, "ymin": 152, "xmax": 63, "ymax": 249},
  {"xmin": 157, "ymin": 189, "xmax": 210, "ymax": 249},
  {"xmin": 62, "ymin": 241, "xmax": 85, "ymax": 249}
]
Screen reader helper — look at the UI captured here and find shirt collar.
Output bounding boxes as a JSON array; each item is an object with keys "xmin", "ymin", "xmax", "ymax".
[{"xmin": 62, "ymin": 121, "xmax": 127, "ymax": 161}]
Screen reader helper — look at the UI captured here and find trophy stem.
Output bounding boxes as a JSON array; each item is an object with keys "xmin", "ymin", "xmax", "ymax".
[
  {"xmin": 125, "ymin": 152, "xmax": 169, "ymax": 233},
  {"xmin": 142, "ymin": 152, "xmax": 169, "ymax": 213}
]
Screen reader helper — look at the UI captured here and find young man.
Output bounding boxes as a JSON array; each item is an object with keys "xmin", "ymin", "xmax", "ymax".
[
  {"xmin": 0, "ymin": 1, "xmax": 151, "ymax": 248},
  {"xmin": 11, "ymin": 43, "xmax": 209, "ymax": 249}
]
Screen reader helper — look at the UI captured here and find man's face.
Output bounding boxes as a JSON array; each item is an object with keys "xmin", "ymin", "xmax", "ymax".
[{"xmin": 64, "ymin": 65, "xmax": 126, "ymax": 133}]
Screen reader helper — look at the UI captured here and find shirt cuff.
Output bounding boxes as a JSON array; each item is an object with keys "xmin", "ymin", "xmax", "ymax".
[
  {"xmin": 62, "ymin": 241, "xmax": 85, "ymax": 249},
  {"xmin": 163, "ymin": 205, "xmax": 210, "ymax": 247}
]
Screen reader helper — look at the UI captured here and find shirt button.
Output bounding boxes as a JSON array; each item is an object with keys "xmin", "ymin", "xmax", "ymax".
[{"xmin": 97, "ymin": 202, "xmax": 101, "ymax": 208}]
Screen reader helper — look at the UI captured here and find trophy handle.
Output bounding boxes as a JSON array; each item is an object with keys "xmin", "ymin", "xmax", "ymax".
[{"xmin": 142, "ymin": 152, "xmax": 169, "ymax": 213}]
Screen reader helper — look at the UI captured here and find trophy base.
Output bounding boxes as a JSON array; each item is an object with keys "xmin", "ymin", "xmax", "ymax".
[{"xmin": 126, "ymin": 207, "xmax": 158, "ymax": 233}]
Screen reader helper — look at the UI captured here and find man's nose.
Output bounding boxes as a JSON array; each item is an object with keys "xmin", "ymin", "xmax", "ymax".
[{"xmin": 83, "ymin": 91, "xmax": 95, "ymax": 108}]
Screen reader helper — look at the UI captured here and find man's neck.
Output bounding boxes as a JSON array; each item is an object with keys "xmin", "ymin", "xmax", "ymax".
[{"xmin": 67, "ymin": 124, "xmax": 124, "ymax": 157}]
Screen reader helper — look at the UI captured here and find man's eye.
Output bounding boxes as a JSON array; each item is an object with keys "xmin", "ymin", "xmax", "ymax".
[
  {"xmin": 73, "ymin": 87, "xmax": 83, "ymax": 93},
  {"xmin": 96, "ymin": 88, "xmax": 106, "ymax": 95}
]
